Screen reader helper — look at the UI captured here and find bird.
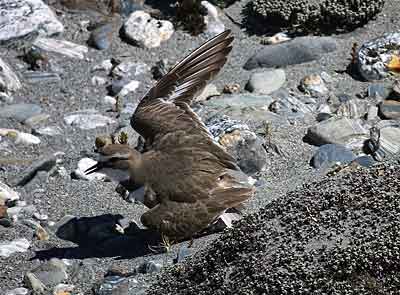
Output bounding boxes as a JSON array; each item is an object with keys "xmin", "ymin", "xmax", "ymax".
[{"xmin": 85, "ymin": 29, "xmax": 255, "ymax": 242}]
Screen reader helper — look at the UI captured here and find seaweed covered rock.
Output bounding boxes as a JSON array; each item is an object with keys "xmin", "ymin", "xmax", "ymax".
[
  {"xmin": 247, "ymin": 0, "xmax": 385, "ymax": 34},
  {"xmin": 148, "ymin": 160, "xmax": 400, "ymax": 294}
]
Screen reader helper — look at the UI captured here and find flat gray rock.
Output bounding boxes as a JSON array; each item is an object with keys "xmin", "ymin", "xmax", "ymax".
[
  {"xmin": 0, "ymin": 0, "xmax": 63, "ymax": 44},
  {"xmin": 244, "ymin": 37, "xmax": 337, "ymax": 70},
  {"xmin": 0, "ymin": 103, "xmax": 42, "ymax": 122},
  {"xmin": 245, "ymin": 69, "xmax": 286, "ymax": 94}
]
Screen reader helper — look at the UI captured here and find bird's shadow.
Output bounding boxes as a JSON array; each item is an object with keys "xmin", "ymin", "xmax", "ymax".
[{"xmin": 32, "ymin": 214, "xmax": 163, "ymax": 261}]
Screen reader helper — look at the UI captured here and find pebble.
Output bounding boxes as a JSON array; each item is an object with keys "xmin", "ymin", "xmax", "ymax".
[
  {"xmin": 103, "ymin": 95, "xmax": 117, "ymax": 107},
  {"xmin": 245, "ymin": 69, "xmax": 286, "ymax": 95},
  {"xmin": 306, "ymin": 117, "xmax": 369, "ymax": 148},
  {"xmin": 0, "ymin": 238, "xmax": 30, "ymax": 257},
  {"xmin": 92, "ymin": 59, "xmax": 113, "ymax": 72},
  {"xmin": 73, "ymin": 158, "xmax": 107, "ymax": 181},
  {"xmin": 261, "ymin": 32, "xmax": 291, "ymax": 45},
  {"xmin": 201, "ymin": 1, "xmax": 225, "ymax": 36},
  {"xmin": 119, "ymin": 80, "xmax": 140, "ymax": 97},
  {"xmin": 0, "ymin": 58, "xmax": 22, "ymax": 92},
  {"xmin": 123, "ymin": 11, "xmax": 174, "ymax": 48},
  {"xmin": 33, "ymin": 126, "xmax": 62, "ymax": 137},
  {"xmin": 33, "ymin": 37, "xmax": 88, "ymax": 59},
  {"xmin": 0, "ymin": 92, "xmax": 14, "ymax": 103},
  {"xmin": 0, "ymin": 103, "xmax": 42, "ymax": 122},
  {"xmin": 357, "ymin": 32, "xmax": 400, "ymax": 81},
  {"xmin": 1, "ymin": 129, "xmax": 41, "ymax": 145},
  {"xmin": 0, "ymin": 182, "xmax": 20, "ymax": 205},
  {"xmin": 0, "ymin": 0, "xmax": 63, "ymax": 44},
  {"xmin": 367, "ymin": 83, "xmax": 391, "ymax": 100},
  {"xmin": 25, "ymin": 259, "xmax": 68, "ymax": 291},
  {"xmin": 244, "ymin": 36, "xmax": 337, "ymax": 70},
  {"xmin": 379, "ymin": 100, "xmax": 400, "ymax": 119},
  {"xmin": 366, "ymin": 105, "xmax": 379, "ymax": 121},
  {"xmin": 88, "ymin": 23, "xmax": 114, "ymax": 50},
  {"xmin": 5, "ymin": 288, "xmax": 29, "ymax": 295},
  {"xmin": 95, "ymin": 275, "xmax": 130, "ymax": 295},
  {"xmin": 64, "ymin": 109, "xmax": 117, "ymax": 130},
  {"xmin": 311, "ymin": 144, "xmax": 356, "ymax": 169},
  {"xmin": 335, "ymin": 98, "xmax": 369, "ymax": 119},
  {"xmin": 53, "ymin": 284, "xmax": 75, "ymax": 295},
  {"xmin": 353, "ymin": 155, "xmax": 375, "ymax": 167},
  {"xmin": 368, "ymin": 120, "xmax": 400, "ymax": 161},
  {"xmin": 23, "ymin": 71, "xmax": 61, "ymax": 84},
  {"xmin": 112, "ymin": 60, "xmax": 149, "ymax": 79},
  {"xmin": 24, "ymin": 113, "xmax": 51, "ymax": 127},
  {"xmin": 299, "ymin": 74, "xmax": 328, "ymax": 95},
  {"xmin": 137, "ymin": 261, "xmax": 162, "ymax": 274},
  {"xmin": 196, "ymin": 83, "xmax": 220, "ymax": 101},
  {"xmin": 13, "ymin": 154, "xmax": 57, "ymax": 186},
  {"xmin": 92, "ymin": 76, "xmax": 108, "ymax": 86}
]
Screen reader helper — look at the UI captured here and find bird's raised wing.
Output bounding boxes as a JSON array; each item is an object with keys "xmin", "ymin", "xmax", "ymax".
[{"xmin": 131, "ymin": 29, "xmax": 234, "ymax": 146}]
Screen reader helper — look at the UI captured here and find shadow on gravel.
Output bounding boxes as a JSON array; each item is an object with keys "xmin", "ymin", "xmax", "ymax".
[{"xmin": 32, "ymin": 214, "xmax": 163, "ymax": 260}]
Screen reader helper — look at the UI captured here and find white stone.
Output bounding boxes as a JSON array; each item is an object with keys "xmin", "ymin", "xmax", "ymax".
[
  {"xmin": 196, "ymin": 83, "xmax": 220, "ymax": 102},
  {"xmin": 0, "ymin": 58, "xmax": 22, "ymax": 92},
  {"xmin": 92, "ymin": 59, "xmax": 113, "ymax": 72},
  {"xmin": 119, "ymin": 80, "xmax": 140, "ymax": 97},
  {"xmin": 201, "ymin": 1, "xmax": 225, "ymax": 36},
  {"xmin": 74, "ymin": 158, "xmax": 107, "ymax": 181},
  {"xmin": 64, "ymin": 109, "xmax": 116, "ymax": 130},
  {"xmin": 5, "ymin": 287, "xmax": 29, "ymax": 295},
  {"xmin": 0, "ymin": 238, "xmax": 30, "ymax": 258},
  {"xmin": 262, "ymin": 32, "xmax": 291, "ymax": 45},
  {"xmin": 91, "ymin": 76, "xmax": 107, "ymax": 86},
  {"xmin": 103, "ymin": 96, "xmax": 117, "ymax": 106},
  {"xmin": 112, "ymin": 60, "xmax": 149, "ymax": 78},
  {"xmin": 15, "ymin": 132, "xmax": 41, "ymax": 145},
  {"xmin": 123, "ymin": 11, "xmax": 174, "ymax": 48},
  {"xmin": 33, "ymin": 38, "xmax": 88, "ymax": 59},
  {"xmin": 0, "ymin": 182, "xmax": 20, "ymax": 205},
  {"xmin": 0, "ymin": 0, "xmax": 63, "ymax": 43}
]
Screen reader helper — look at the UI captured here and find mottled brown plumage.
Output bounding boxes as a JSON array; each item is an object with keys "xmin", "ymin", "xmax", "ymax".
[{"xmin": 87, "ymin": 30, "xmax": 255, "ymax": 241}]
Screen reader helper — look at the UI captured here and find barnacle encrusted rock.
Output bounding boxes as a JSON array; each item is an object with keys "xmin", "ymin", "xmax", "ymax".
[
  {"xmin": 148, "ymin": 159, "xmax": 400, "ymax": 294},
  {"xmin": 248, "ymin": 0, "xmax": 385, "ymax": 34}
]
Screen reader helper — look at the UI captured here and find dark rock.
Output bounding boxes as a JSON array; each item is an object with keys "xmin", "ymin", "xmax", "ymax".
[
  {"xmin": 244, "ymin": 37, "xmax": 337, "ymax": 70},
  {"xmin": 137, "ymin": 261, "xmax": 162, "ymax": 274},
  {"xmin": 311, "ymin": 144, "xmax": 356, "ymax": 169},
  {"xmin": 379, "ymin": 100, "xmax": 400, "ymax": 120},
  {"xmin": 13, "ymin": 154, "xmax": 57, "ymax": 186},
  {"xmin": 316, "ymin": 113, "xmax": 332, "ymax": 122},
  {"xmin": 247, "ymin": 0, "xmax": 384, "ymax": 34},
  {"xmin": 0, "ymin": 103, "xmax": 42, "ymax": 123},
  {"xmin": 353, "ymin": 155, "xmax": 375, "ymax": 167}
]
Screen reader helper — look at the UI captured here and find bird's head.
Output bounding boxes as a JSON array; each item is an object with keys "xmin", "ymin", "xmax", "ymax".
[{"xmin": 84, "ymin": 144, "xmax": 141, "ymax": 182}]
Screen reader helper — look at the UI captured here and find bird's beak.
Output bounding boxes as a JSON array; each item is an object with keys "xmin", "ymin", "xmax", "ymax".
[{"xmin": 84, "ymin": 162, "xmax": 103, "ymax": 175}]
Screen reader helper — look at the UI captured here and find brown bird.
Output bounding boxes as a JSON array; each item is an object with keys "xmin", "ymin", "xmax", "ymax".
[{"xmin": 86, "ymin": 29, "xmax": 255, "ymax": 242}]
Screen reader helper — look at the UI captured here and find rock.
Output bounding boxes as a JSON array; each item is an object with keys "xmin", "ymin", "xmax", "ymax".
[
  {"xmin": 0, "ymin": 182, "xmax": 20, "ymax": 205},
  {"xmin": 123, "ymin": 10, "xmax": 174, "ymax": 48},
  {"xmin": 0, "ymin": 129, "xmax": 41, "ymax": 145},
  {"xmin": 151, "ymin": 59, "xmax": 168, "ymax": 80},
  {"xmin": 0, "ymin": 0, "xmax": 63, "ymax": 44},
  {"xmin": 299, "ymin": 74, "xmax": 328, "ymax": 95},
  {"xmin": 222, "ymin": 83, "xmax": 240, "ymax": 94},
  {"xmin": 367, "ymin": 120, "xmax": 400, "ymax": 161},
  {"xmin": 316, "ymin": 112, "xmax": 333, "ymax": 122},
  {"xmin": 25, "ymin": 259, "xmax": 68, "ymax": 291},
  {"xmin": 95, "ymin": 275, "xmax": 130, "ymax": 295},
  {"xmin": 73, "ymin": 158, "xmax": 107, "ymax": 181},
  {"xmin": 64, "ymin": 109, "xmax": 117, "ymax": 130},
  {"xmin": 353, "ymin": 155, "xmax": 375, "ymax": 167},
  {"xmin": 270, "ymin": 90, "xmax": 315, "ymax": 117},
  {"xmin": 13, "ymin": 154, "xmax": 57, "ymax": 186},
  {"xmin": 336, "ymin": 98, "xmax": 370, "ymax": 119},
  {"xmin": 103, "ymin": 96, "xmax": 117, "ymax": 107},
  {"xmin": 23, "ymin": 71, "xmax": 61, "ymax": 84},
  {"xmin": 33, "ymin": 37, "xmax": 88, "ymax": 59},
  {"xmin": 93, "ymin": 59, "xmax": 113, "ymax": 72},
  {"xmin": 24, "ymin": 113, "xmax": 51, "ymax": 127},
  {"xmin": 112, "ymin": 59, "xmax": 149, "ymax": 79},
  {"xmin": 5, "ymin": 288, "xmax": 29, "ymax": 295},
  {"xmin": 261, "ymin": 32, "xmax": 291, "ymax": 45},
  {"xmin": 367, "ymin": 83, "xmax": 391, "ymax": 100},
  {"xmin": 0, "ymin": 204, "xmax": 12, "ymax": 227},
  {"xmin": 52, "ymin": 284, "xmax": 75, "ymax": 295},
  {"xmin": 306, "ymin": 117, "xmax": 369, "ymax": 148},
  {"xmin": 0, "ymin": 103, "xmax": 42, "ymax": 123},
  {"xmin": 110, "ymin": 79, "xmax": 129, "ymax": 96},
  {"xmin": 245, "ymin": 69, "xmax": 286, "ymax": 95},
  {"xmin": 220, "ymin": 129, "xmax": 268, "ymax": 174},
  {"xmin": 311, "ymin": 144, "xmax": 356, "ymax": 169},
  {"xmin": 357, "ymin": 32, "xmax": 400, "ymax": 81},
  {"xmin": 244, "ymin": 37, "xmax": 337, "ymax": 70},
  {"xmin": 88, "ymin": 23, "xmax": 114, "ymax": 50},
  {"xmin": 366, "ymin": 105, "xmax": 379, "ymax": 122},
  {"xmin": 379, "ymin": 100, "xmax": 400, "ymax": 119},
  {"xmin": 201, "ymin": 1, "xmax": 225, "ymax": 36},
  {"xmin": 137, "ymin": 261, "xmax": 162, "ymax": 274},
  {"xmin": 0, "ymin": 238, "xmax": 30, "ymax": 257},
  {"xmin": 91, "ymin": 76, "xmax": 108, "ymax": 86},
  {"xmin": 0, "ymin": 92, "xmax": 14, "ymax": 103},
  {"xmin": 0, "ymin": 58, "xmax": 22, "ymax": 92},
  {"xmin": 32, "ymin": 126, "xmax": 62, "ymax": 137},
  {"xmin": 196, "ymin": 83, "xmax": 220, "ymax": 102},
  {"xmin": 119, "ymin": 80, "xmax": 140, "ymax": 97},
  {"xmin": 7, "ymin": 201, "xmax": 37, "ymax": 222}
]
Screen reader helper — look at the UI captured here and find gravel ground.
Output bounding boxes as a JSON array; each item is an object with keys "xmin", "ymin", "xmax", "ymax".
[{"xmin": 1, "ymin": 0, "xmax": 400, "ymax": 294}]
